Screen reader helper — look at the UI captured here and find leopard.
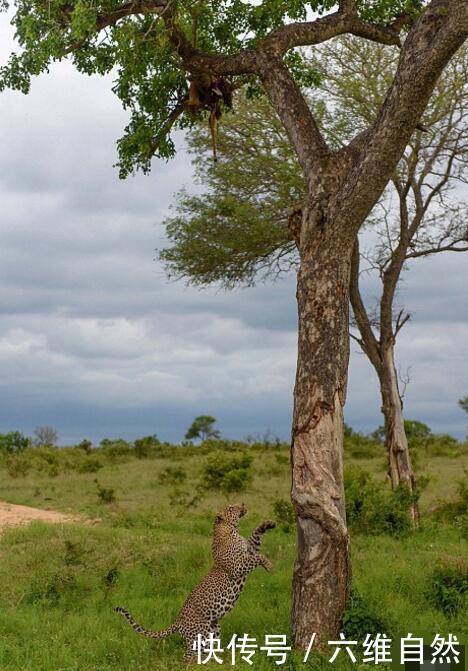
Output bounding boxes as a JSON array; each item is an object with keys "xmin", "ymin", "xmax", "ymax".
[{"xmin": 114, "ymin": 503, "xmax": 275, "ymax": 662}]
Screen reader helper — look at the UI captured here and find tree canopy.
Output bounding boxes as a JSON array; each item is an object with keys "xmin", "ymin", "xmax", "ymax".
[
  {"xmin": 185, "ymin": 415, "xmax": 220, "ymax": 441},
  {"xmin": 459, "ymin": 396, "xmax": 468, "ymax": 414},
  {"xmin": 161, "ymin": 39, "xmax": 468, "ymax": 289},
  {"xmin": 1, "ymin": 0, "xmax": 423, "ymax": 178}
]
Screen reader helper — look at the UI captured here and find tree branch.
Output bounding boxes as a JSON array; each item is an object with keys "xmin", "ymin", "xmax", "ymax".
[
  {"xmin": 263, "ymin": 5, "xmax": 405, "ymax": 56},
  {"xmin": 257, "ymin": 55, "xmax": 329, "ymax": 183},
  {"xmin": 406, "ymin": 242, "xmax": 468, "ymax": 259},
  {"xmin": 96, "ymin": 0, "xmax": 168, "ymax": 31},
  {"xmin": 341, "ymin": 0, "xmax": 468, "ymax": 224},
  {"xmin": 394, "ymin": 309, "xmax": 410, "ymax": 336},
  {"xmin": 349, "ymin": 237, "xmax": 382, "ymax": 371}
]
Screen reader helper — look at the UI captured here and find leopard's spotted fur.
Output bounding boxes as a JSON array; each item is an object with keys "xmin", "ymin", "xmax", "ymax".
[{"xmin": 114, "ymin": 504, "xmax": 275, "ymax": 661}]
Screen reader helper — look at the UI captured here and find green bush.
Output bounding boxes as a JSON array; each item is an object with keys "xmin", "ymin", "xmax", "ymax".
[
  {"xmin": 78, "ymin": 457, "xmax": 103, "ymax": 474},
  {"xmin": 133, "ymin": 435, "xmax": 160, "ymax": 458},
  {"xmin": 26, "ymin": 572, "xmax": 79, "ymax": 606},
  {"xmin": 273, "ymin": 498, "xmax": 295, "ymax": 533},
  {"xmin": 5, "ymin": 454, "xmax": 30, "ymax": 477},
  {"xmin": 99, "ymin": 439, "xmax": 132, "ymax": 463},
  {"xmin": 103, "ymin": 566, "xmax": 120, "ymax": 588},
  {"xmin": 0, "ymin": 431, "xmax": 30, "ymax": 453},
  {"xmin": 426, "ymin": 560, "xmax": 468, "ymax": 616},
  {"xmin": 76, "ymin": 439, "xmax": 93, "ymax": 453},
  {"xmin": 434, "ymin": 478, "xmax": 468, "ymax": 524},
  {"xmin": 343, "ymin": 590, "xmax": 390, "ymax": 639},
  {"xmin": 344, "ymin": 429, "xmax": 383, "ymax": 459},
  {"xmin": 95, "ymin": 480, "xmax": 116, "ymax": 504},
  {"xmin": 200, "ymin": 453, "xmax": 252, "ymax": 493},
  {"xmin": 345, "ymin": 468, "xmax": 416, "ymax": 536},
  {"xmin": 426, "ymin": 434, "xmax": 464, "ymax": 458}
]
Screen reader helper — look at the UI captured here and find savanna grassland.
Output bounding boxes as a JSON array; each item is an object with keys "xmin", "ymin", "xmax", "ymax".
[{"xmin": 0, "ymin": 430, "xmax": 466, "ymax": 671}]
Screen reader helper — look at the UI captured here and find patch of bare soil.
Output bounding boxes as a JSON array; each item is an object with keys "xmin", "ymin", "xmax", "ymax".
[{"xmin": 0, "ymin": 501, "xmax": 77, "ymax": 530}]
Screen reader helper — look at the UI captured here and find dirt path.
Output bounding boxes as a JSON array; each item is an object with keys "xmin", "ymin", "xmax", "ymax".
[{"xmin": 0, "ymin": 501, "xmax": 77, "ymax": 530}]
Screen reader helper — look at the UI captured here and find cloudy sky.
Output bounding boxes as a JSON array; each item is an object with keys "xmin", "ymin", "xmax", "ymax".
[{"xmin": 0, "ymin": 18, "xmax": 467, "ymax": 444}]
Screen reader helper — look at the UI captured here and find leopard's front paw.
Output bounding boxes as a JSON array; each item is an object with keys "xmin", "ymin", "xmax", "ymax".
[{"xmin": 262, "ymin": 520, "xmax": 276, "ymax": 531}]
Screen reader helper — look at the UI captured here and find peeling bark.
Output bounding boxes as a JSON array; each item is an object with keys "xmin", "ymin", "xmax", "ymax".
[{"xmin": 291, "ymin": 214, "xmax": 352, "ymax": 648}]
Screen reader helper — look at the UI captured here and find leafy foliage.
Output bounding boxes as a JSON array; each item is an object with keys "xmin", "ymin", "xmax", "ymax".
[
  {"xmin": 161, "ymin": 40, "xmax": 468, "ymax": 287},
  {"xmin": 434, "ymin": 478, "xmax": 468, "ymax": 533},
  {"xmin": 345, "ymin": 468, "xmax": 418, "ymax": 535},
  {"xmin": 0, "ymin": 430, "xmax": 30, "ymax": 453},
  {"xmin": 185, "ymin": 415, "xmax": 220, "ymax": 441},
  {"xmin": 161, "ymin": 90, "xmax": 301, "ymax": 287},
  {"xmin": 272, "ymin": 498, "xmax": 295, "ymax": 533},
  {"xmin": 95, "ymin": 479, "xmax": 116, "ymax": 504},
  {"xmin": 344, "ymin": 425, "xmax": 384, "ymax": 459},
  {"xmin": 200, "ymin": 452, "xmax": 252, "ymax": 493},
  {"xmin": 342, "ymin": 590, "xmax": 390, "ymax": 639},
  {"xmin": 133, "ymin": 434, "xmax": 161, "ymax": 458},
  {"xmin": 426, "ymin": 560, "xmax": 468, "ymax": 616},
  {"xmin": 0, "ymin": 0, "xmax": 424, "ymax": 178}
]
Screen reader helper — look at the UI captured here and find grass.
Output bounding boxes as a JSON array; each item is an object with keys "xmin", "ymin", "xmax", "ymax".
[{"xmin": 0, "ymin": 438, "xmax": 466, "ymax": 670}]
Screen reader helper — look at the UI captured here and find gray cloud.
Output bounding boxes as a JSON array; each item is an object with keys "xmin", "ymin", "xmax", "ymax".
[{"xmin": 0, "ymin": 19, "xmax": 466, "ymax": 443}]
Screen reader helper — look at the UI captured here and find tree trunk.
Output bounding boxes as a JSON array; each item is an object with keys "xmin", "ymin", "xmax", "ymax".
[
  {"xmin": 379, "ymin": 345, "xmax": 419, "ymax": 526},
  {"xmin": 291, "ymin": 211, "xmax": 352, "ymax": 649}
]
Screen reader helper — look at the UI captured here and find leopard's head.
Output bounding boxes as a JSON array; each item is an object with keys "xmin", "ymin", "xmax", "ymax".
[{"xmin": 215, "ymin": 503, "xmax": 247, "ymax": 527}]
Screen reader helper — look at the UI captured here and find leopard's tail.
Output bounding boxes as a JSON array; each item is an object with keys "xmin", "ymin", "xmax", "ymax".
[{"xmin": 114, "ymin": 607, "xmax": 177, "ymax": 639}]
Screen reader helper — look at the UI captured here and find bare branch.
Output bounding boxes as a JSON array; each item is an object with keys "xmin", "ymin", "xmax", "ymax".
[
  {"xmin": 394, "ymin": 309, "xmax": 410, "ymax": 336},
  {"xmin": 398, "ymin": 366, "xmax": 412, "ymax": 399},
  {"xmin": 342, "ymin": 0, "xmax": 468, "ymax": 224},
  {"xmin": 349, "ymin": 238, "xmax": 382, "ymax": 371},
  {"xmin": 406, "ymin": 242, "xmax": 468, "ymax": 258}
]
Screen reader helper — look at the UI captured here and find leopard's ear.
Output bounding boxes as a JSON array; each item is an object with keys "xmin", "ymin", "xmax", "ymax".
[{"xmin": 215, "ymin": 512, "xmax": 224, "ymax": 523}]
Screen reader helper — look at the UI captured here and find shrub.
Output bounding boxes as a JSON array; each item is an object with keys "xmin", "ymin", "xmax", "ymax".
[
  {"xmin": 95, "ymin": 480, "xmax": 116, "ymax": 504},
  {"xmin": 426, "ymin": 434, "xmax": 464, "ymax": 458},
  {"xmin": 77, "ymin": 439, "xmax": 93, "ymax": 453},
  {"xmin": 6, "ymin": 455, "xmax": 30, "ymax": 477},
  {"xmin": 103, "ymin": 566, "xmax": 120, "ymax": 588},
  {"xmin": 78, "ymin": 457, "xmax": 103, "ymax": 473},
  {"xmin": 345, "ymin": 468, "xmax": 416, "ymax": 536},
  {"xmin": 158, "ymin": 466, "xmax": 187, "ymax": 485},
  {"xmin": 273, "ymin": 498, "xmax": 295, "ymax": 533},
  {"xmin": 26, "ymin": 573, "xmax": 78, "ymax": 605},
  {"xmin": 345, "ymin": 430, "xmax": 383, "ymax": 459},
  {"xmin": 99, "ymin": 439, "xmax": 132, "ymax": 463},
  {"xmin": 434, "ymin": 477, "xmax": 468, "ymax": 523},
  {"xmin": 200, "ymin": 453, "xmax": 252, "ymax": 493},
  {"xmin": 133, "ymin": 435, "xmax": 160, "ymax": 458},
  {"xmin": 343, "ymin": 590, "xmax": 390, "ymax": 639},
  {"xmin": 0, "ymin": 431, "xmax": 30, "ymax": 453},
  {"xmin": 426, "ymin": 560, "xmax": 468, "ymax": 616}
]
